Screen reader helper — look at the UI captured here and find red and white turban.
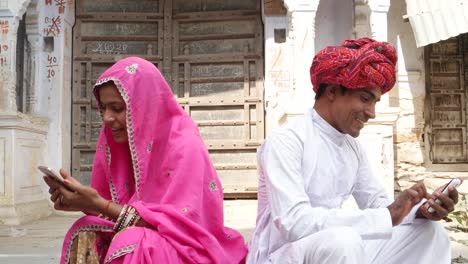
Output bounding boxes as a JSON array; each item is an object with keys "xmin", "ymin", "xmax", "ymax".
[{"xmin": 310, "ymin": 37, "xmax": 397, "ymax": 94}]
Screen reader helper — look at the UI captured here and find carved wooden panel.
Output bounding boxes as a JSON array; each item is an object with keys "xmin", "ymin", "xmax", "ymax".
[
  {"xmin": 73, "ymin": 0, "xmax": 163, "ymax": 185},
  {"xmin": 72, "ymin": 0, "xmax": 263, "ymax": 196},
  {"xmin": 432, "ymin": 128, "xmax": 466, "ymax": 162},
  {"xmin": 426, "ymin": 36, "xmax": 467, "ymax": 163},
  {"xmin": 82, "ymin": 0, "xmax": 160, "ymax": 13},
  {"xmin": 171, "ymin": 0, "xmax": 263, "ymax": 195},
  {"xmin": 174, "ymin": 0, "xmax": 256, "ymax": 13}
]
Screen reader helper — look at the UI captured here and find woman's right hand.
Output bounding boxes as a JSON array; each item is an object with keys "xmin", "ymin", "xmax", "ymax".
[{"xmin": 43, "ymin": 169, "xmax": 107, "ymax": 213}]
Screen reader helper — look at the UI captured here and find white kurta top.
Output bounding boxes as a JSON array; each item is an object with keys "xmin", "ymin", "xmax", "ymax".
[{"xmin": 247, "ymin": 109, "xmax": 401, "ymax": 263}]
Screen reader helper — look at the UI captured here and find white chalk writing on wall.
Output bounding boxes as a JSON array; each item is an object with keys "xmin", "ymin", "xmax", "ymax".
[{"xmin": 92, "ymin": 42, "xmax": 129, "ymax": 55}]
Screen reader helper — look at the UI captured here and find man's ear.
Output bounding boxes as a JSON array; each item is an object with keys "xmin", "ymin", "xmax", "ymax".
[{"xmin": 326, "ymin": 85, "xmax": 339, "ymax": 101}]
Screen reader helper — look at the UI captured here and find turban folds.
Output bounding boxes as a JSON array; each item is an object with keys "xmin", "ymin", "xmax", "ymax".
[{"xmin": 310, "ymin": 37, "xmax": 397, "ymax": 94}]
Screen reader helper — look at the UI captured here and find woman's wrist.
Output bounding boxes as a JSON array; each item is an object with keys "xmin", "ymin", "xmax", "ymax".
[{"xmin": 94, "ymin": 196, "xmax": 109, "ymax": 214}]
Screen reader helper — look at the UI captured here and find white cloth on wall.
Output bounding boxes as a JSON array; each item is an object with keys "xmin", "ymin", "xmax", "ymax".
[{"xmin": 246, "ymin": 108, "xmax": 450, "ymax": 264}]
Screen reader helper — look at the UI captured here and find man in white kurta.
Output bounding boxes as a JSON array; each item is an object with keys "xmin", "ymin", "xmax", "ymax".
[{"xmin": 247, "ymin": 38, "xmax": 458, "ymax": 264}]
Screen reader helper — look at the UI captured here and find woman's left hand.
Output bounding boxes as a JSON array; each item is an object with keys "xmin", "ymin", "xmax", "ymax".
[{"xmin": 43, "ymin": 169, "xmax": 105, "ymax": 213}]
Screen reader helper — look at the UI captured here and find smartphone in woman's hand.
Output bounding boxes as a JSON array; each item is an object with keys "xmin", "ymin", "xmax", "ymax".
[{"xmin": 38, "ymin": 166, "xmax": 73, "ymax": 191}]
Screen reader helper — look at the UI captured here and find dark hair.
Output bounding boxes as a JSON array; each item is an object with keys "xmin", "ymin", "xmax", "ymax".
[
  {"xmin": 314, "ymin": 84, "xmax": 347, "ymax": 100},
  {"xmin": 94, "ymin": 80, "xmax": 116, "ymax": 109}
]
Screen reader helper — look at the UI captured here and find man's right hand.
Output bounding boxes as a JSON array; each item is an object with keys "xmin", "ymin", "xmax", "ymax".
[{"xmin": 387, "ymin": 182, "xmax": 431, "ymax": 226}]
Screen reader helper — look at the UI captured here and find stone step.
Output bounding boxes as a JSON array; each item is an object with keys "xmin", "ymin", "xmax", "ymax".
[{"xmin": 0, "ymin": 201, "xmax": 466, "ymax": 263}]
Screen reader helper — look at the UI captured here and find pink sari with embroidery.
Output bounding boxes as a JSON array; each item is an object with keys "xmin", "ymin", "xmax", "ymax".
[{"xmin": 60, "ymin": 57, "xmax": 247, "ymax": 263}]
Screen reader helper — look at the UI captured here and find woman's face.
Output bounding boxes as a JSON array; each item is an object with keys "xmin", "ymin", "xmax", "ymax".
[{"xmin": 98, "ymin": 83, "xmax": 128, "ymax": 143}]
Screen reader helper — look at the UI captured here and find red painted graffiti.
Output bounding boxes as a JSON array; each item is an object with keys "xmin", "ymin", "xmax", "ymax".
[
  {"xmin": 43, "ymin": 16, "xmax": 61, "ymax": 36},
  {"xmin": 0, "ymin": 44, "xmax": 7, "ymax": 54},
  {"xmin": 0, "ymin": 21, "xmax": 9, "ymax": 35},
  {"xmin": 55, "ymin": 0, "xmax": 66, "ymax": 14},
  {"xmin": 0, "ymin": 57, "xmax": 7, "ymax": 67}
]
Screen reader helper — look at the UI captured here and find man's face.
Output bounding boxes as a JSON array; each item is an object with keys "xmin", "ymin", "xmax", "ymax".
[{"xmin": 329, "ymin": 86, "xmax": 381, "ymax": 138}]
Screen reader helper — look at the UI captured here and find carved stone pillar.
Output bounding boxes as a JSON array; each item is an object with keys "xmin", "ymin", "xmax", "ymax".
[
  {"xmin": 370, "ymin": 0, "xmax": 392, "ymax": 109},
  {"xmin": 279, "ymin": 0, "xmax": 320, "ymax": 124},
  {"xmin": 0, "ymin": 13, "xmax": 16, "ymax": 113},
  {"xmin": 0, "ymin": 58, "xmax": 15, "ymax": 113},
  {"xmin": 353, "ymin": 0, "xmax": 371, "ymax": 38},
  {"xmin": 263, "ymin": 13, "xmax": 290, "ymax": 131},
  {"xmin": 25, "ymin": 0, "xmax": 39, "ymax": 114},
  {"xmin": 364, "ymin": 0, "xmax": 396, "ymax": 197},
  {"xmin": 354, "ymin": 0, "xmax": 390, "ymax": 41},
  {"xmin": 0, "ymin": 0, "xmax": 51, "ymax": 225},
  {"xmin": 368, "ymin": 0, "xmax": 390, "ymax": 41}
]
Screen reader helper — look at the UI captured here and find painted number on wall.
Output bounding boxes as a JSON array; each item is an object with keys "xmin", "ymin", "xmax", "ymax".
[
  {"xmin": 47, "ymin": 55, "xmax": 58, "ymax": 78},
  {"xmin": 0, "ymin": 44, "xmax": 7, "ymax": 67},
  {"xmin": 0, "ymin": 21, "xmax": 8, "ymax": 35},
  {"xmin": 0, "ymin": 44, "xmax": 7, "ymax": 53}
]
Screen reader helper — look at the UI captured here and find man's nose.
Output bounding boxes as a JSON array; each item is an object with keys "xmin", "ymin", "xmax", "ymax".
[{"xmin": 365, "ymin": 104, "xmax": 376, "ymax": 119}]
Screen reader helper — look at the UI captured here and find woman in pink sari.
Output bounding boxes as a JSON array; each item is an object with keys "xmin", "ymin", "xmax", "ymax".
[{"xmin": 43, "ymin": 57, "xmax": 247, "ymax": 263}]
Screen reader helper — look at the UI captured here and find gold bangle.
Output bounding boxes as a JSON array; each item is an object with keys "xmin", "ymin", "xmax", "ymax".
[
  {"xmin": 113, "ymin": 205, "xmax": 128, "ymax": 232},
  {"xmin": 122, "ymin": 207, "xmax": 136, "ymax": 228}
]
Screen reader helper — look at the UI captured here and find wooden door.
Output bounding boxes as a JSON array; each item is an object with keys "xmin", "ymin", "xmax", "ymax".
[
  {"xmin": 426, "ymin": 35, "xmax": 467, "ymax": 163},
  {"xmin": 72, "ymin": 0, "xmax": 263, "ymax": 197}
]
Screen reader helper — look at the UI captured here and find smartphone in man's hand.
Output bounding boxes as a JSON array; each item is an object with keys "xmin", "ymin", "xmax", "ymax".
[{"xmin": 428, "ymin": 178, "xmax": 463, "ymax": 213}]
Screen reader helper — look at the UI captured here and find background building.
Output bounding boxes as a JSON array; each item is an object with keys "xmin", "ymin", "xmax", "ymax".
[{"xmin": 0, "ymin": 0, "xmax": 467, "ymax": 224}]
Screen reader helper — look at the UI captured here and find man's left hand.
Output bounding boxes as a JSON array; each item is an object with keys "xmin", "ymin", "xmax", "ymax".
[{"xmin": 417, "ymin": 185, "xmax": 459, "ymax": 221}]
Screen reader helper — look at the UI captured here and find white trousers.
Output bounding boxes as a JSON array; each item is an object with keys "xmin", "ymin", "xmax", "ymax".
[{"xmin": 269, "ymin": 219, "xmax": 451, "ymax": 264}]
